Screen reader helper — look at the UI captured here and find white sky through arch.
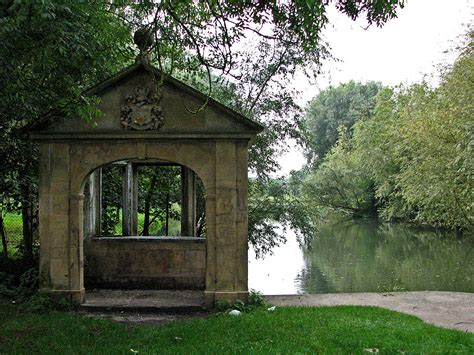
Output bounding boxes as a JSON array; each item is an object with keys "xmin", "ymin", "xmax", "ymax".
[{"xmin": 277, "ymin": 0, "xmax": 473, "ymax": 176}]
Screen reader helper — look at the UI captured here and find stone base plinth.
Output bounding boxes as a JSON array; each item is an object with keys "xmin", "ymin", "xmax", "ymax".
[
  {"xmin": 204, "ymin": 290, "xmax": 249, "ymax": 307},
  {"xmin": 40, "ymin": 288, "xmax": 85, "ymax": 304}
]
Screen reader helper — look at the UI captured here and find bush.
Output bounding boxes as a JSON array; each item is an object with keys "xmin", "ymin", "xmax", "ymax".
[
  {"xmin": 0, "ymin": 263, "xmax": 41, "ymax": 306},
  {"xmin": 215, "ymin": 290, "xmax": 268, "ymax": 312}
]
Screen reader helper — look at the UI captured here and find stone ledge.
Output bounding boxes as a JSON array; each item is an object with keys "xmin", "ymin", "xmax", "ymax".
[
  {"xmin": 81, "ymin": 289, "xmax": 207, "ymax": 313},
  {"xmin": 92, "ymin": 236, "xmax": 206, "ymax": 242}
]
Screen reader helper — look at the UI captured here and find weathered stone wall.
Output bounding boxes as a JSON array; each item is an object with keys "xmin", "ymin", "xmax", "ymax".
[{"xmin": 84, "ymin": 237, "xmax": 206, "ymax": 290}]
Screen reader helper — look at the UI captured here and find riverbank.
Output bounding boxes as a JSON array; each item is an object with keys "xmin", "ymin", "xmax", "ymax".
[
  {"xmin": 268, "ymin": 291, "xmax": 474, "ymax": 333},
  {"xmin": 76, "ymin": 290, "xmax": 473, "ymax": 333}
]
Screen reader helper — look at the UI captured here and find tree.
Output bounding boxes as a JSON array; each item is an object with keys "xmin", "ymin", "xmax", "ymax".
[
  {"xmin": 124, "ymin": 1, "xmax": 403, "ymax": 176},
  {"xmin": 302, "ymin": 31, "xmax": 474, "ymax": 231},
  {"xmin": 302, "ymin": 81, "xmax": 382, "ymax": 164},
  {"xmin": 248, "ymin": 176, "xmax": 318, "ymax": 257},
  {"xmin": 353, "ymin": 32, "xmax": 474, "ymax": 229},
  {"xmin": 0, "ymin": 0, "xmax": 404, "ymax": 258},
  {"xmin": 302, "ymin": 127, "xmax": 376, "ymax": 217},
  {"xmin": 0, "ymin": 1, "xmax": 132, "ymax": 257},
  {"xmin": 100, "ymin": 165, "xmax": 124, "ymax": 236},
  {"xmin": 138, "ymin": 166, "xmax": 182, "ymax": 236}
]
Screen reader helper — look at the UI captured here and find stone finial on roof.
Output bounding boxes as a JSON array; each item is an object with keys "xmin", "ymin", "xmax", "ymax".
[
  {"xmin": 134, "ymin": 26, "xmax": 155, "ymax": 64},
  {"xmin": 134, "ymin": 26, "xmax": 155, "ymax": 50}
]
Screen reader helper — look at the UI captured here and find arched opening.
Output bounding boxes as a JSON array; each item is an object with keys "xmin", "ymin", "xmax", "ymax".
[
  {"xmin": 82, "ymin": 159, "xmax": 206, "ymax": 238},
  {"xmin": 81, "ymin": 158, "xmax": 207, "ymax": 290}
]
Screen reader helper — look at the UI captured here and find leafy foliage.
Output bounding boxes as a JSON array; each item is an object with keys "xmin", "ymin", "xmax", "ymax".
[
  {"xmin": 0, "ymin": 266, "xmax": 38, "ymax": 302},
  {"xmin": 302, "ymin": 81, "xmax": 382, "ymax": 164},
  {"xmin": 354, "ymin": 37, "xmax": 474, "ymax": 229},
  {"xmin": 138, "ymin": 166, "xmax": 182, "ymax": 236},
  {"xmin": 0, "ymin": 0, "xmax": 404, "ymax": 258},
  {"xmin": 100, "ymin": 165, "xmax": 123, "ymax": 235},
  {"xmin": 125, "ymin": 1, "xmax": 402, "ymax": 177},
  {"xmin": 0, "ymin": 1, "xmax": 132, "ymax": 258},
  {"xmin": 302, "ymin": 128, "xmax": 376, "ymax": 217},
  {"xmin": 215, "ymin": 289, "xmax": 267, "ymax": 312},
  {"xmin": 98, "ymin": 164, "xmax": 187, "ymax": 236},
  {"xmin": 249, "ymin": 177, "xmax": 318, "ymax": 256},
  {"xmin": 302, "ymin": 32, "xmax": 474, "ymax": 231},
  {"xmin": 127, "ymin": 0, "xmax": 404, "ymax": 83}
]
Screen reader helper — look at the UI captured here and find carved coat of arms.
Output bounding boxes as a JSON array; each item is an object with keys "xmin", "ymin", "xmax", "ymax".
[{"xmin": 120, "ymin": 86, "xmax": 164, "ymax": 130}]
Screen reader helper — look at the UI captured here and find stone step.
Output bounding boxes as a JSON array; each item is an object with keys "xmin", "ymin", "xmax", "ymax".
[
  {"xmin": 80, "ymin": 303, "xmax": 207, "ymax": 314},
  {"xmin": 80, "ymin": 289, "xmax": 207, "ymax": 314}
]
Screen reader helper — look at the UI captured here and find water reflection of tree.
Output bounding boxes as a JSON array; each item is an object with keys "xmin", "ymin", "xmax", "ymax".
[{"xmin": 299, "ymin": 218, "xmax": 474, "ymax": 293}]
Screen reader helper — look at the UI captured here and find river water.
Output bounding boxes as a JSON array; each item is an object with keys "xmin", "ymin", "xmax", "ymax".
[{"xmin": 248, "ymin": 218, "xmax": 474, "ymax": 295}]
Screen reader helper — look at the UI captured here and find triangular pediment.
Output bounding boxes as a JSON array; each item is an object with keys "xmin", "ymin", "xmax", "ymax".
[{"xmin": 32, "ymin": 63, "xmax": 264, "ymax": 137}]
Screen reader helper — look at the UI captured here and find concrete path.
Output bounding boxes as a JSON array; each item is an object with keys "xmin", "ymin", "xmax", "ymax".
[{"xmin": 266, "ymin": 291, "xmax": 474, "ymax": 333}]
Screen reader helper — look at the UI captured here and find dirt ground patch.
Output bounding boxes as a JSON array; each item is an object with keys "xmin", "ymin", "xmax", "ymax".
[{"xmin": 80, "ymin": 310, "xmax": 210, "ymax": 326}]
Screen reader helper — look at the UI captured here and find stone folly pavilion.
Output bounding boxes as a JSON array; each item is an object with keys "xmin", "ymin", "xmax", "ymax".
[{"xmin": 30, "ymin": 61, "xmax": 263, "ymax": 306}]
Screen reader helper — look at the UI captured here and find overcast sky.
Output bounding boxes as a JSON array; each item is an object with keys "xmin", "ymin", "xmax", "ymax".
[{"xmin": 277, "ymin": 0, "xmax": 473, "ymax": 175}]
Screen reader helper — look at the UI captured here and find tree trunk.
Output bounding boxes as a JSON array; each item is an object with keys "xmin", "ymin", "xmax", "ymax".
[
  {"xmin": 22, "ymin": 205, "xmax": 33, "ymax": 260},
  {"xmin": 0, "ymin": 214, "xmax": 8, "ymax": 258},
  {"xmin": 116, "ymin": 207, "xmax": 120, "ymax": 234},
  {"xmin": 143, "ymin": 205, "xmax": 150, "ymax": 236},
  {"xmin": 165, "ymin": 192, "xmax": 170, "ymax": 236},
  {"xmin": 196, "ymin": 212, "xmax": 206, "ymax": 238}
]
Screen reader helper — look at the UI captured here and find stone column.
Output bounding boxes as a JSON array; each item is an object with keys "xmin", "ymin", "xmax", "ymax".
[
  {"xmin": 122, "ymin": 162, "xmax": 138, "ymax": 236},
  {"xmin": 206, "ymin": 140, "xmax": 249, "ymax": 305},
  {"xmin": 83, "ymin": 170, "xmax": 102, "ymax": 238},
  {"xmin": 69, "ymin": 193, "xmax": 85, "ymax": 302},
  {"xmin": 38, "ymin": 142, "xmax": 84, "ymax": 303},
  {"xmin": 131, "ymin": 164, "xmax": 138, "ymax": 235},
  {"xmin": 235, "ymin": 141, "xmax": 249, "ymax": 293},
  {"xmin": 204, "ymin": 184, "xmax": 217, "ymax": 305},
  {"xmin": 181, "ymin": 166, "xmax": 196, "ymax": 237},
  {"xmin": 93, "ymin": 169, "xmax": 102, "ymax": 236}
]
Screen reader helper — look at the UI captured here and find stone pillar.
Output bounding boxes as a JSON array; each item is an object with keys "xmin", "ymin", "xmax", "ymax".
[
  {"xmin": 181, "ymin": 166, "xmax": 196, "ymax": 237},
  {"xmin": 205, "ymin": 140, "xmax": 249, "ymax": 305},
  {"xmin": 83, "ymin": 177, "xmax": 92, "ymax": 238},
  {"xmin": 93, "ymin": 169, "xmax": 102, "ymax": 236},
  {"xmin": 38, "ymin": 143, "xmax": 85, "ymax": 303},
  {"xmin": 131, "ymin": 164, "xmax": 138, "ymax": 235},
  {"xmin": 122, "ymin": 162, "xmax": 138, "ymax": 236},
  {"xmin": 83, "ymin": 170, "xmax": 102, "ymax": 238},
  {"xmin": 69, "ymin": 193, "xmax": 85, "ymax": 302},
  {"xmin": 235, "ymin": 141, "xmax": 249, "ymax": 293},
  {"xmin": 204, "ymin": 184, "xmax": 217, "ymax": 304}
]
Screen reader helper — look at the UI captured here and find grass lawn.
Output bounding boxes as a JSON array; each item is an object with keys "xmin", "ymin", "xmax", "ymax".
[
  {"xmin": 109, "ymin": 210, "xmax": 181, "ymax": 236},
  {"xmin": 1, "ymin": 213, "xmax": 23, "ymax": 256},
  {"xmin": 0, "ymin": 303, "xmax": 472, "ymax": 354}
]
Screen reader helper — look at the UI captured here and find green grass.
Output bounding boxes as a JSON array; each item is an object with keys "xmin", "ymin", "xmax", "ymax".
[
  {"xmin": 135, "ymin": 210, "xmax": 181, "ymax": 236},
  {"xmin": 1, "ymin": 213, "xmax": 23, "ymax": 256},
  {"xmin": 0, "ymin": 303, "xmax": 472, "ymax": 354},
  {"xmin": 110, "ymin": 210, "xmax": 181, "ymax": 236}
]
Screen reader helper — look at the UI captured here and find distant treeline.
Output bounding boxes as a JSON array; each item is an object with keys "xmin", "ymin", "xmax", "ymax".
[{"xmin": 299, "ymin": 32, "xmax": 473, "ymax": 232}]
